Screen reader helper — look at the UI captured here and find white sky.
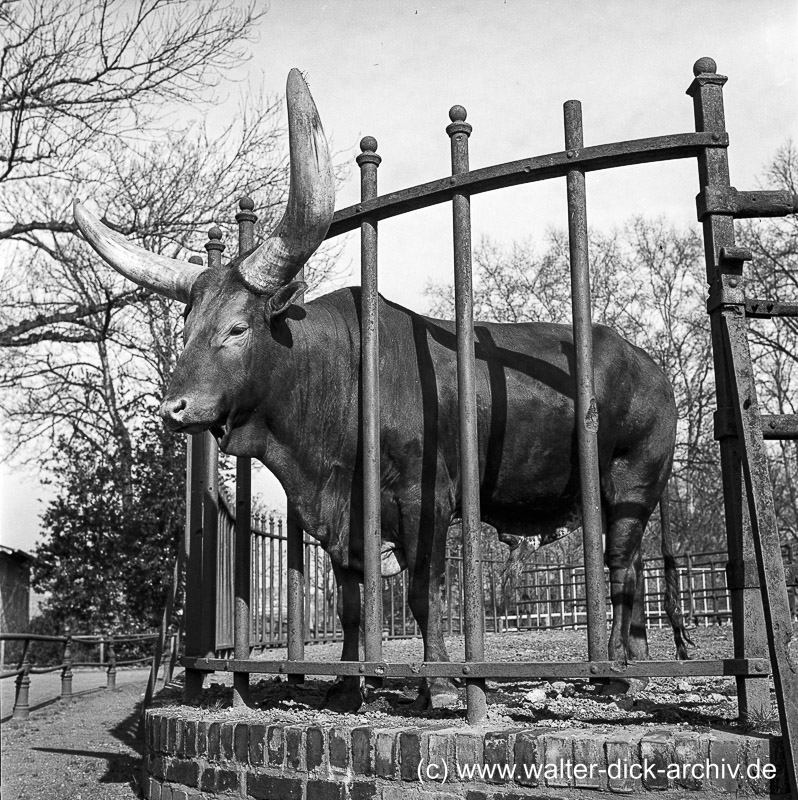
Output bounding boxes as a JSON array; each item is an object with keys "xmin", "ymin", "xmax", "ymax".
[{"xmin": 2, "ymin": 0, "xmax": 796, "ymax": 552}]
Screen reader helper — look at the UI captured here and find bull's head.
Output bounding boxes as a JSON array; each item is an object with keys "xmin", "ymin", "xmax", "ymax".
[{"xmin": 74, "ymin": 70, "xmax": 334, "ymax": 452}]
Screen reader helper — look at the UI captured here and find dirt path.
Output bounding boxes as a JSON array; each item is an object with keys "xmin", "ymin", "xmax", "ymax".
[{"xmin": 2, "ymin": 671, "xmax": 152, "ymax": 800}]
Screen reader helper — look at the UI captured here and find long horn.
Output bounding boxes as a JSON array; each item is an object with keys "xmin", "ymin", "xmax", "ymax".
[
  {"xmin": 237, "ymin": 68, "xmax": 334, "ymax": 293},
  {"xmin": 73, "ymin": 201, "xmax": 206, "ymax": 303}
]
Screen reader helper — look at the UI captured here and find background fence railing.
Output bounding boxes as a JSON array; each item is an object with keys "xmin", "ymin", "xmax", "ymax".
[
  {"xmin": 0, "ymin": 631, "xmax": 175, "ymax": 721},
  {"xmin": 214, "ymin": 496, "xmax": 798, "ymax": 653}
]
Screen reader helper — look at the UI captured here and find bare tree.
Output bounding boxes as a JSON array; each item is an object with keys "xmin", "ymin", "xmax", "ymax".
[
  {"xmin": 0, "ymin": 0, "xmax": 261, "ymax": 190},
  {"xmin": 741, "ymin": 142, "xmax": 798, "ymax": 544},
  {"xmin": 0, "ymin": 1, "xmax": 348, "ymax": 489}
]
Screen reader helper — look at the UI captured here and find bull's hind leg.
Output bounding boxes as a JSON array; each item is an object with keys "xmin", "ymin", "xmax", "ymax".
[
  {"xmin": 601, "ymin": 472, "xmax": 661, "ymax": 695},
  {"xmin": 403, "ymin": 501, "xmax": 459, "ymax": 710},
  {"xmin": 323, "ymin": 563, "xmax": 365, "ymax": 712}
]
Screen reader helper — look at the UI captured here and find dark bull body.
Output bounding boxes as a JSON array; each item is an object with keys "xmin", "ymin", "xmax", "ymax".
[
  {"xmin": 169, "ymin": 266, "xmax": 682, "ymax": 708},
  {"xmin": 75, "ymin": 69, "xmax": 688, "ymax": 711}
]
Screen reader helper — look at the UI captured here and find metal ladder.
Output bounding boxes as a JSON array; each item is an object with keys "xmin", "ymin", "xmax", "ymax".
[{"xmin": 689, "ymin": 57, "xmax": 798, "ymax": 796}]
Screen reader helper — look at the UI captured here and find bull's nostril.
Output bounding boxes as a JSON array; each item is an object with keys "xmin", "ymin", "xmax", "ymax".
[{"xmin": 161, "ymin": 397, "xmax": 187, "ymax": 422}]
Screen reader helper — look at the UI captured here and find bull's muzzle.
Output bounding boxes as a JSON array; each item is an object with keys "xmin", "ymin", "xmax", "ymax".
[{"xmin": 160, "ymin": 396, "xmax": 188, "ymax": 430}]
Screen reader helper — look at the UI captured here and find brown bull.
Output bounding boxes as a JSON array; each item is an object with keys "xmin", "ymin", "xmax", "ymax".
[{"xmin": 75, "ymin": 69, "xmax": 689, "ymax": 711}]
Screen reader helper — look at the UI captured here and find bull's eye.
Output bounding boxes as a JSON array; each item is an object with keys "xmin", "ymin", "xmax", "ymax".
[{"xmin": 229, "ymin": 324, "xmax": 248, "ymax": 337}]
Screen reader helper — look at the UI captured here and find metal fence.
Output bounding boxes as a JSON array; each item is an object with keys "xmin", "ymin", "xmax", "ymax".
[
  {"xmin": 180, "ymin": 57, "xmax": 798, "ymax": 785},
  {"xmin": 214, "ymin": 494, "xmax": 798, "ymax": 651}
]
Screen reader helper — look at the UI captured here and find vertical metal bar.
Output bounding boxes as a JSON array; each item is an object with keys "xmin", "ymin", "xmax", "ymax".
[
  {"xmin": 232, "ymin": 198, "xmax": 256, "ymax": 705},
  {"xmin": 447, "ymin": 554, "xmax": 454, "ymax": 634},
  {"xmin": 491, "ymin": 561, "xmax": 498, "ymax": 633},
  {"xmin": 277, "ymin": 518, "xmax": 285, "ymax": 645},
  {"xmin": 313, "ymin": 536, "xmax": 324, "ymax": 641},
  {"xmin": 390, "ymin": 572, "xmax": 396, "ymax": 638},
  {"xmin": 304, "ymin": 536, "xmax": 312, "ymax": 642},
  {"xmin": 357, "ymin": 135, "xmax": 384, "ymax": 690},
  {"xmin": 201, "ymin": 230, "xmax": 223, "ymax": 661},
  {"xmin": 184, "ymin": 427, "xmax": 206, "ymax": 701},
  {"xmin": 201, "ymin": 434, "xmax": 219, "ymax": 658},
  {"xmin": 686, "ymin": 56, "xmax": 770, "ymax": 714},
  {"xmin": 286, "ymin": 249, "xmax": 306, "ymax": 678},
  {"xmin": 447, "ymin": 105, "xmax": 487, "ymax": 724},
  {"xmin": 261, "ymin": 522, "xmax": 268, "ymax": 644},
  {"xmin": 563, "ymin": 100, "xmax": 608, "ymax": 662},
  {"xmin": 287, "ymin": 509, "xmax": 304, "ymax": 677},
  {"xmin": 401, "ymin": 571, "xmax": 407, "ymax": 635},
  {"xmin": 253, "ymin": 533, "xmax": 259, "ymax": 644},
  {"xmin": 269, "ymin": 520, "xmax": 275, "ymax": 641}
]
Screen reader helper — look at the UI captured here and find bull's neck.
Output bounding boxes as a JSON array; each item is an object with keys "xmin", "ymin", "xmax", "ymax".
[{"xmin": 230, "ymin": 297, "xmax": 360, "ymax": 500}]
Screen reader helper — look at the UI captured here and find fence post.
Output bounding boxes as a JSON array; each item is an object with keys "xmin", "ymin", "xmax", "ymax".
[
  {"xmin": 687, "ymin": 56, "xmax": 771, "ymax": 719},
  {"xmin": 61, "ymin": 631, "xmax": 73, "ymax": 699},
  {"xmin": 563, "ymin": 99, "xmax": 608, "ymax": 663},
  {"xmin": 358, "ymin": 135, "xmax": 384, "ymax": 692},
  {"xmin": 201, "ymin": 229, "xmax": 223, "ymax": 664},
  {"xmin": 106, "ymin": 635, "xmax": 117, "ymax": 690},
  {"xmin": 232, "ymin": 197, "xmax": 256, "ymax": 707},
  {"xmin": 184, "ymin": 417, "xmax": 206, "ymax": 701},
  {"xmin": 447, "ymin": 105, "xmax": 487, "ymax": 724},
  {"xmin": 13, "ymin": 639, "xmax": 31, "ymax": 721},
  {"xmin": 286, "ymin": 255, "xmax": 306, "ymax": 683}
]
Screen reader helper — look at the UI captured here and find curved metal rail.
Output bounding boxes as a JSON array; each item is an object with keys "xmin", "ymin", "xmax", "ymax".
[{"xmin": 325, "ymin": 132, "xmax": 727, "ymax": 239}]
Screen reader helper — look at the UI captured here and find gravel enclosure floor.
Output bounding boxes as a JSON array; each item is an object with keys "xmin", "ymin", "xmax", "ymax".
[
  {"xmin": 2, "ymin": 627, "xmax": 786, "ymax": 800},
  {"xmin": 155, "ymin": 627, "xmax": 783, "ymax": 736}
]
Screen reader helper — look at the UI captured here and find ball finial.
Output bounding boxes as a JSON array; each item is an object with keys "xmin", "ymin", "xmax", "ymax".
[
  {"xmin": 238, "ymin": 196, "xmax": 254, "ymax": 211},
  {"xmin": 208, "ymin": 226, "xmax": 223, "ymax": 241},
  {"xmin": 449, "ymin": 105, "xmax": 467, "ymax": 123},
  {"xmin": 693, "ymin": 57, "xmax": 717, "ymax": 76},
  {"xmin": 360, "ymin": 136, "xmax": 378, "ymax": 153}
]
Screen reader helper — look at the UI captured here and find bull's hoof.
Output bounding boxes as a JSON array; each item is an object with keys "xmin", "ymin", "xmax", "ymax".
[
  {"xmin": 322, "ymin": 678, "xmax": 364, "ymax": 713},
  {"xmin": 598, "ymin": 676, "xmax": 650, "ymax": 696},
  {"xmin": 411, "ymin": 678, "xmax": 460, "ymax": 711}
]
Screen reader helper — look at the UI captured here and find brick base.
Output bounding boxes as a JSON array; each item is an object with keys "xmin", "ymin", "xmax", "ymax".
[{"xmin": 143, "ymin": 710, "xmax": 789, "ymax": 799}]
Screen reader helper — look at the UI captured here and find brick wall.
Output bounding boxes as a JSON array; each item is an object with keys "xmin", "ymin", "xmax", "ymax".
[{"xmin": 144, "ymin": 709, "xmax": 789, "ymax": 799}]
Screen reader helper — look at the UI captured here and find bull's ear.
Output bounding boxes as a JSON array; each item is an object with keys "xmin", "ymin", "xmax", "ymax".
[{"xmin": 267, "ymin": 281, "xmax": 306, "ymax": 320}]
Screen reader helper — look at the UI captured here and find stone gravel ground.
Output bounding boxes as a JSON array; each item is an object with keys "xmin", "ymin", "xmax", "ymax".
[
  {"xmin": 157, "ymin": 627, "xmax": 782, "ymax": 736},
  {"xmin": 2, "ymin": 672, "xmax": 148, "ymax": 800}
]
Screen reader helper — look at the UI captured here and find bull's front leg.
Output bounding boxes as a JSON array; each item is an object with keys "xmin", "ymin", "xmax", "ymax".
[{"xmin": 322, "ymin": 562, "xmax": 365, "ymax": 712}]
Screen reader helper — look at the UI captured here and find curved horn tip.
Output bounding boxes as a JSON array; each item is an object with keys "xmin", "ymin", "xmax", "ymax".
[{"xmin": 286, "ymin": 68, "xmax": 314, "ymax": 102}]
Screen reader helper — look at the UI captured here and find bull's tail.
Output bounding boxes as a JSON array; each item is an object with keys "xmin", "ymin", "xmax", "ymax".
[{"xmin": 659, "ymin": 485, "xmax": 693, "ymax": 660}]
